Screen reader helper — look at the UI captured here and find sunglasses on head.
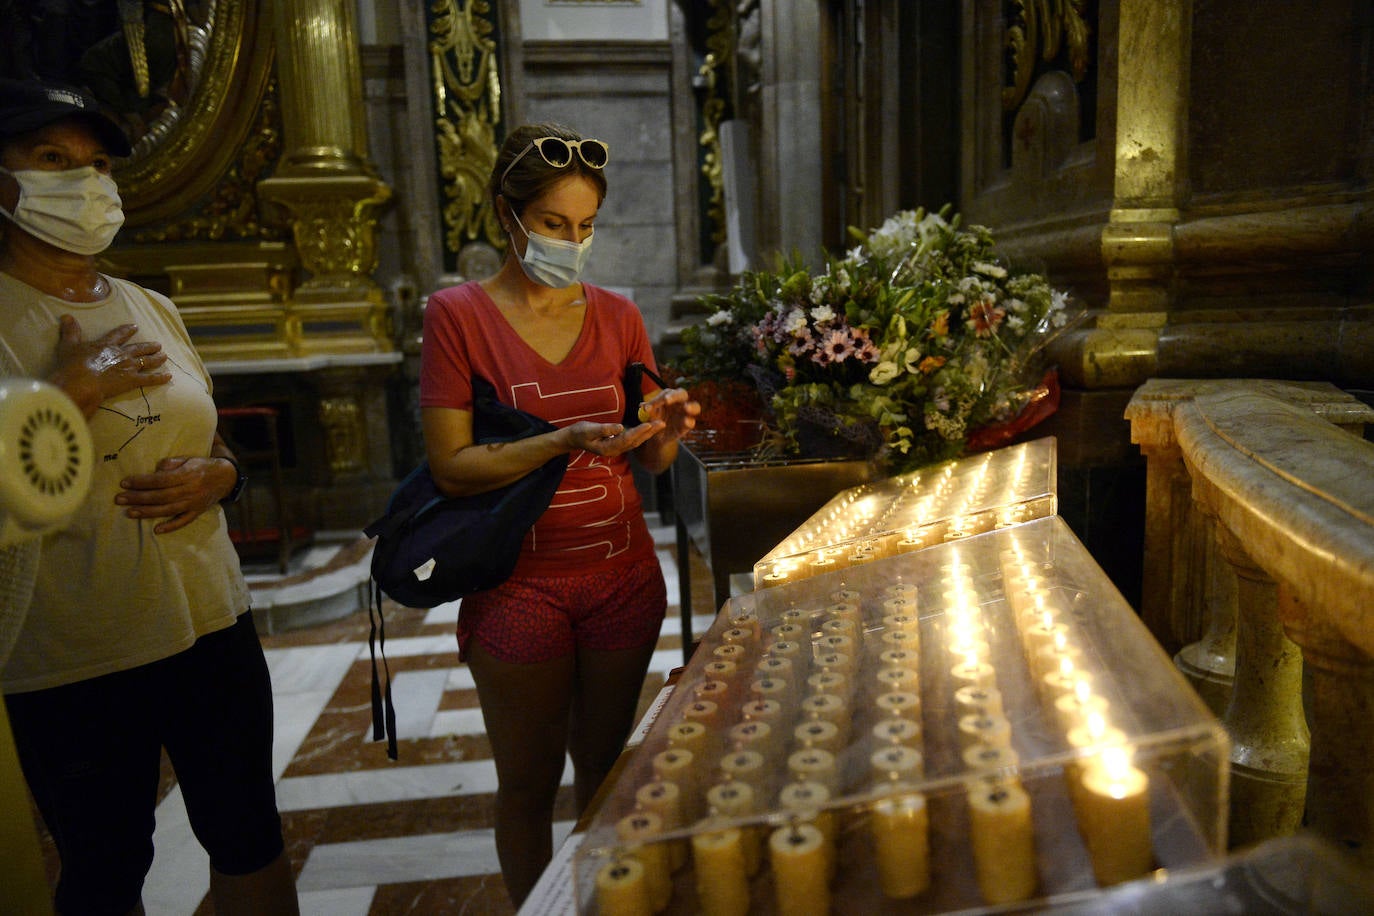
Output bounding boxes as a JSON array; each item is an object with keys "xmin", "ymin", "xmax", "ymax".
[{"xmin": 500, "ymin": 136, "xmax": 610, "ymax": 190}]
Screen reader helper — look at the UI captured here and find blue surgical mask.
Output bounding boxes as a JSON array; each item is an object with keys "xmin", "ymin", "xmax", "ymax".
[{"xmin": 510, "ymin": 211, "xmax": 593, "ymax": 288}]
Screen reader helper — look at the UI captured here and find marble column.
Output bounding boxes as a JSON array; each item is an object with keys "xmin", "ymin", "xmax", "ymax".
[
  {"xmin": 1212, "ymin": 522, "xmax": 1309, "ymax": 847},
  {"xmin": 1279, "ymin": 587, "xmax": 1374, "ymax": 863}
]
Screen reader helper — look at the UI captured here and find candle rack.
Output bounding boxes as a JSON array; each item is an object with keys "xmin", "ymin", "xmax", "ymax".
[
  {"xmin": 752, "ymin": 437, "xmax": 1057, "ymax": 590},
  {"xmin": 573, "ymin": 515, "xmax": 1229, "ymax": 914}
]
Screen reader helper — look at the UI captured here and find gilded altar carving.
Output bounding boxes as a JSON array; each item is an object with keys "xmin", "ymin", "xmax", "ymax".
[
  {"xmin": 283, "ymin": 190, "xmax": 392, "ymax": 289},
  {"xmin": 429, "ymin": 0, "xmax": 504, "ymax": 259},
  {"xmin": 130, "ymin": 76, "xmax": 286, "ymax": 244},
  {"xmin": 1002, "ymin": 0, "xmax": 1093, "ymax": 114},
  {"xmin": 319, "ymin": 396, "xmax": 365, "ymax": 475}
]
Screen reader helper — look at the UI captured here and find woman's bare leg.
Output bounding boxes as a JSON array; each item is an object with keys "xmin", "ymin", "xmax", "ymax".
[
  {"xmin": 569, "ymin": 642, "xmax": 659, "ymax": 812},
  {"xmin": 466, "ymin": 640, "xmax": 576, "ymax": 907}
]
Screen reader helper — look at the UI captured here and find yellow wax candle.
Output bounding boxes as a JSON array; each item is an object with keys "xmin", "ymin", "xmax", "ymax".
[
  {"xmin": 1033, "ymin": 636, "xmax": 1083, "ymax": 679},
  {"xmin": 712, "ymin": 642, "xmax": 749, "ymax": 663},
  {"xmin": 881, "ymin": 629, "xmax": 921, "ymax": 655},
  {"xmin": 814, "ymin": 651, "xmax": 855, "ymax": 675},
  {"xmin": 882, "ymin": 595, "xmax": 918, "ymax": 615},
  {"xmin": 1023, "ymin": 619, "xmax": 1071, "ymax": 662},
  {"xmin": 826, "ymin": 600, "xmax": 862, "ymax": 624},
  {"xmin": 967, "ymin": 777, "xmax": 1038, "ymax": 904},
  {"xmin": 800, "ymin": 692, "xmax": 848, "ymax": 727},
  {"xmin": 1063, "ymin": 713, "xmax": 1126, "ymax": 810},
  {"xmin": 693, "ymin": 678, "xmax": 731, "ymax": 704},
  {"xmin": 954, "ymin": 684, "xmax": 1005, "ymax": 719},
  {"xmin": 766, "ymin": 639, "xmax": 806, "ymax": 668},
  {"xmin": 881, "ymin": 611, "xmax": 920, "ymax": 631},
  {"xmin": 1077, "ymin": 746, "xmax": 1154, "ymax": 885},
  {"xmin": 873, "ymin": 690, "xmax": 922, "ymax": 720},
  {"xmin": 616, "ymin": 810, "xmax": 673, "ymax": 911},
  {"xmin": 870, "ymin": 745, "xmax": 924, "ymax": 785},
  {"xmin": 806, "ymin": 670, "xmax": 849, "ymax": 698},
  {"xmin": 945, "ymin": 637, "xmax": 991, "ymax": 661},
  {"xmin": 830, "ymin": 587, "xmax": 863, "ymax": 605},
  {"xmin": 635, "ymin": 780, "xmax": 686, "ymax": 870},
  {"xmin": 768, "ymin": 823, "xmax": 831, "ymax": 916},
  {"xmin": 727, "ymin": 720, "xmax": 775, "ymax": 761},
  {"xmin": 771, "ymin": 622, "xmax": 808, "ymax": 642},
  {"xmin": 870, "ymin": 791, "xmax": 930, "ymax": 899},
  {"xmin": 962, "ymin": 742, "xmax": 1021, "ymax": 776},
  {"xmin": 596, "ymin": 857, "xmax": 654, "ymax": 916},
  {"xmin": 883, "ymin": 582, "xmax": 918, "ymax": 601},
  {"xmin": 681, "ymin": 698, "xmax": 721, "ymax": 729},
  {"xmin": 691, "ymin": 827, "xmax": 751, "ymax": 916},
  {"xmin": 702, "ymin": 659, "xmax": 739, "ymax": 682},
  {"xmin": 845, "ymin": 549, "xmax": 875, "ymax": 567},
  {"xmin": 1054, "ymin": 685, "xmax": 1110, "ymax": 733},
  {"xmin": 1039, "ymin": 661, "xmax": 1092, "ymax": 706},
  {"xmin": 740, "ymin": 698, "xmax": 783, "ymax": 727},
  {"xmin": 871, "ymin": 716, "xmax": 923, "ymax": 749},
  {"xmin": 793, "ymin": 718, "xmax": 843, "ymax": 755},
  {"xmin": 718, "ymin": 750, "xmax": 766, "ymax": 789},
  {"xmin": 819, "ymin": 617, "xmax": 858, "ymax": 640},
  {"xmin": 777, "ymin": 781, "xmax": 836, "ymax": 880},
  {"xmin": 666, "ymin": 720, "xmax": 710, "ymax": 759},
  {"xmin": 721, "ymin": 625, "xmax": 756, "ymax": 646},
  {"xmin": 727, "ymin": 611, "xmax": 761, "ymax": 641},
  {"xmin": 878, "ymin": 648, "xmax": 920, "ymax": 671},
  {"xmin": 705, "ymin": 782, "xmax": 761, "ymax": 876},
  {"xmin": 653, "ymin": 749, "xmax": 696, "ymax": 815},
  {"xmin": 748, "ymin": 676, "xmax": 790, "ymax": 707},
  {"xmin": 951, "ymin": 658, "xmax": 997, "ymax": 690},
  {"xmin": 788, "ymin": 747, "xmax": 839, "ymax": 792},
  {"xmin": 957, "ymin": 713, "xmax": 1013, "ymax": 750},
  {"xmin": 874, "ymin": 665, "xmax": 920, "ymax": 695},
  {"xmin": 756, "ymin": 655, "xmax": 794, "ymax": 683},
  {"xmin": 816, "ymin": 633, "xmax": 856, "ymax": 657}
]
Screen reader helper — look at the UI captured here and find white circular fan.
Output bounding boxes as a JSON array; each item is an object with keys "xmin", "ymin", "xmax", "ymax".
[{"xmin": 0, "ymin": 379, "xmax": 93, "ymax": 547}]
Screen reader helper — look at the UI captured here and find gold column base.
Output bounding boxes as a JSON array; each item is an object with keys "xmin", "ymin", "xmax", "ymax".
[{"xmin": 258, "ymin": 172, "xmax": 394, "ymax": 354}]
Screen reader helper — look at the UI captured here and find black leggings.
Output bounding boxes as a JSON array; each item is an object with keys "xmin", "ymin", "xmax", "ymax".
[{"xmin": 5, "ymin": 612, "xmax": 284, "ymax": 915}]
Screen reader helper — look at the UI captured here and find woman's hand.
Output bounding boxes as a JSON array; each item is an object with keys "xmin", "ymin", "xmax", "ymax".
[
  {"xmin": 48, "ymin": 315, "xmax": 171, "ymax": 417},
  {"xmin": 630, "ymin": 388, "xmax": 701, "ymax": 473},
  {"xmin": 115, "ymin": 455, "xmax": 236, "ymax": 535},
  {"xmin": 637, "ymin": 387, "xmax": 700, "ymax": 443},
  {"xmin": 560, "ymin": 419, "xmax": 664, "ymax": 457}
]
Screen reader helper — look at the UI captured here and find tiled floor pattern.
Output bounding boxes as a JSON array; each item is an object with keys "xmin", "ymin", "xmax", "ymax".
[{"xmin": 87, "ymin": 524, "xmax": 718, "ymax": 915}]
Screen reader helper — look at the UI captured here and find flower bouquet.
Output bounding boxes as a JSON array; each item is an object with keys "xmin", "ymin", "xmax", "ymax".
[{"xmin": 676, "ymin": 206, "xmax": 1081, "ymax": 474}]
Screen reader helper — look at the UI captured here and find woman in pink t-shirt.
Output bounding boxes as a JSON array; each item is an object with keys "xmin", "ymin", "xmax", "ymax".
[{"xmin": 419, "ymin": 123, "xmax": 699, "ymax": 906}]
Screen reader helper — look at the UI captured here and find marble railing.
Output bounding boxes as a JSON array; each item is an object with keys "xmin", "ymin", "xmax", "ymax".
[{"xmin": 1126, "ymin": 379, "xmax": 1374, "ymax": 860}]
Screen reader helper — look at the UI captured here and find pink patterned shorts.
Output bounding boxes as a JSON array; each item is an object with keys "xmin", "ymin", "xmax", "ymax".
[{"xmin": 457, "ymin": 559, "xmax": 668, "ymax": 664}]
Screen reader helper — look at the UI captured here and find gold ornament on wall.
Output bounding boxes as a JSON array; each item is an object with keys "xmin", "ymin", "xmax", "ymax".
[
  {"xmin": 1002, "ymin": 0, "xmax": 1093, "ymax": 113},
  {"xmin": 319, "ymin": 396, "xmax": 365, "ymax": 475},
  {"xmin": 429, "ymin": 0, "xmax": 504, "ymax": 259}
]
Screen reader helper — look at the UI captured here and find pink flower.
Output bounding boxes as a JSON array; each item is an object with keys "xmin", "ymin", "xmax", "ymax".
[{"xmin": 817, "ymin": 328, "xmax": 858, "ymax": 364}]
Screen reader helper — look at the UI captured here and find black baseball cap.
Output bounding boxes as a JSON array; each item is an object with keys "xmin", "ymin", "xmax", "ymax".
[{"xmin": 0, "ymin": 78, "xmax": 132, "ymax": 157}]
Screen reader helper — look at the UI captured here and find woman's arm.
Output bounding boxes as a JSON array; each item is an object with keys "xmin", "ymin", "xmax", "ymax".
[{"xmin": 422, "ymin": 406, "xmax": 666, "ymax": 498}]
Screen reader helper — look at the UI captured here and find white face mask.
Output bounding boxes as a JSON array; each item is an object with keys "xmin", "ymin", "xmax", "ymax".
[
  {"xmin": 0, "ymin": 165, "xmax": 125, "ymax": 255},
  {"xmin": 510, "ymin": 211, "xmax": 593, "ymax": 288}
]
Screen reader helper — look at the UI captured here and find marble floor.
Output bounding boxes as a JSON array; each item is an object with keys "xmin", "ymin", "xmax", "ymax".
[{"xmin": 29, "ymin": 523, "xmax": 719, "ymax": 915}]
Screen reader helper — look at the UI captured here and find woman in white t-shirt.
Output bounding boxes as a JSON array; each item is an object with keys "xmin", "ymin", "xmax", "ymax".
[{"xmin": 0, "ymin": 77, "xmax": 298, "ymax": 915}]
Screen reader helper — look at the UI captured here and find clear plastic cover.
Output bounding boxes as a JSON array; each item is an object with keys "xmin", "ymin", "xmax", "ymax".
[
  {"xmin": 753, "ymin": 437, "xmax": 1058, "ymax": 589},
  {"xmin": 573, "ymin": 515, "xmax": 1229, "ymax": 914}
]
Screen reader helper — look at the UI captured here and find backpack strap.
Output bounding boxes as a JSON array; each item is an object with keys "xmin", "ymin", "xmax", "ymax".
[{"xmin": 368, "ymin": 579, "xmax": 398, "ymax": 761}]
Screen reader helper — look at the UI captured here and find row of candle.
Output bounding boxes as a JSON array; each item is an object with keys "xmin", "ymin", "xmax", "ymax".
[
  {"xmin": 595, "ymin": 575, "xmax": 1047, "ymax": 914},
  {"xmin": 592, "ymin": 546, "xmax": 1160, "ymax": 914},
  {"xmin": 1001, "ymin": 544, "xmax": 1156, "ymax": 886},
  {"xmin": 753, "ymin": 441, "xmax": 1053, "ymax": 590}
]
